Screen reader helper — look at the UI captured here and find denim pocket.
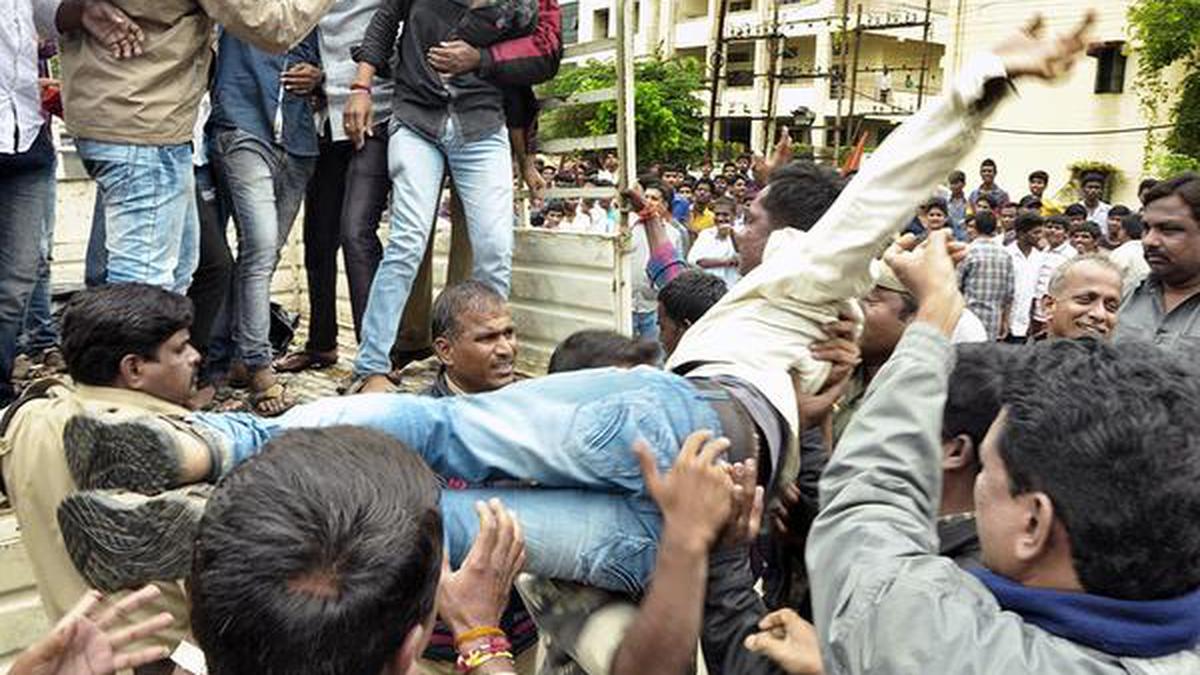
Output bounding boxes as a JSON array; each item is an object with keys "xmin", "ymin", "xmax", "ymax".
[{"xmin": 571, "ymin": 391, "xmax": 673, "ymax": 482}]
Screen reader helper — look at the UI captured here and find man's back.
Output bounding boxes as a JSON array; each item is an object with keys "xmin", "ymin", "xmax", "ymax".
[
  {"xmin": 959, "ymin": 237, "xmax": 1014, "ymax": 340},
  {"xmin": 0, "ymin": 382, "xmax": 190, "ymax": 647}
]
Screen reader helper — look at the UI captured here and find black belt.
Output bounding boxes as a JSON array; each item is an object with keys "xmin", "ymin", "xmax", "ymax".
[{"xmin": 689, "ymin": 378, "xmax": 760, "ymax": 466}]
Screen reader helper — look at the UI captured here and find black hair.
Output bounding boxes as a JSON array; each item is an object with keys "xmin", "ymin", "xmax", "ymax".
[
  {"xmin": 920, "ymin": 197, "xmax": 948, "ymax": 215},
  {"xmin": 981, "ymin": 158, "xmax": 997, "ymax": 169},
  {"xmin": 762, "ymin": 161, "xmax": 846, "ymax": 232},
  {"xmin": 1013, "ymin": 211, "xmax": 1044, "ymax": 234},
  {"xmin": 640, "ymin": 175, "xmax": 675, "ymax": 205},
  {"xmin": 1072, "ymin": 220, "xmax": 1102, "ymax": 240},
  {"xmin": 1064, "ymin": 203, "xmax": 1088, "ymax": 218},
  {"xmin": 1028, "ymin": 170, "xmax": 1049, "ymax": 183},
  {"xmin": 1080, "ymin": 171, "xmax": 1106, "ymax": 187},
  {"xmin": 1108, "ymin": 204, "xmax": 1132, "ymax": 219},
  {"xmin": 1121, "ymin": 213, "xmax": 1145, "ymax": 240},
  {"xmin": 1141, "ymin": 172, "xmax": 1200, "ymax": 223},
  {"xmin": 60, "ymin": 283, "xmax": 193, "ymax": 387},
  {"xmin": 948, "ymin": 170, "xmax": 966, "ymax": 184},
  {"xmin": 658, "ymin": 270, "xmax": 727, "ymax": 327},
  {"xmin": 943, "ymin": 344, "xmax": 1017, "ymax": 446},
  {"xmin": 999, "ymin": 339, "xmax": 1200, "ymax": 600},
  {"xmin": 545, "ymin": 200, "xmax": 566, "ymax": 215},
  {"xmin": 431, "ymin": 280, "xmax": 506, "ymax": 342},
  {"xmin": 1018, "ymin": 195, "xmax": 1043, "ymax": 211},
  {"xmin": 192, "ymin": 427, "xmax": 443, "ymax": 675},
  {"xmin": 1137, "ymin": 177, "xmax": 1159, "ymax": 196},
  {"xmin": 974, "ymin": 210, "xmax": 998, "ymax": 235},
  {"xmin": 974, "ymin": 193, "xmax": 997, "ymax": 210},
  {"xmin": 694, "ymin": 178, "xmax": 715, "ymax": 193},
  {"xmin": 1044, "ymin": 214, "xmax": 1070, "ymax": 230},
  {"xmin": 548, "ymin": 330, "xmax": 660, "ymax": 373}
]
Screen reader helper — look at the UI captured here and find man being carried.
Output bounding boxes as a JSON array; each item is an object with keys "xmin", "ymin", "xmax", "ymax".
[{"xmin": 58, "ymin": 15, "xmax": 1099, "ymax": 598}]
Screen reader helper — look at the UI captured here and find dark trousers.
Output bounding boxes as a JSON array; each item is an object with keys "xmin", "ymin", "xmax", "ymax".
[
  {"xmin": 187, "ymin": 164, "xmax": 233, "ymax": 358},
  {"xmin": 303, "ymin": 127, "xmax": 388, "ymax": 353}
]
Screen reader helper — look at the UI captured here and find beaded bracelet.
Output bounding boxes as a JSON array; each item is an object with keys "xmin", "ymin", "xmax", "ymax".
[{"xmin": 455, "ymin": 636, "xmax": 513, "ymax": 673}]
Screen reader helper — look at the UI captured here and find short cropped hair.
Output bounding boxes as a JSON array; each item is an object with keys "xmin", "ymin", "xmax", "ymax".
[
  {"xmin": 981, "ymin": 158, "xmax": 997, "ymax": 169},
  {"xmin": 1013, "ymin": 212, "xmax": 1044, "ymax": 234},
  {"xmin": 60, "ymin": 283, "xmax": 193, "ymax": 387},
  {"xmin": 1080, "ymin": 171, "xmax": 1106, "ymax": 187},
  {"xmin": 1108, "ymin": 204, "xmax": 1132, "ymax": 220},
  {"xmin": 1072, "ymin": 220, "xmax": 1102, "ymax": 240},
  {"xmin": 920, "ymin": 197, "xmax": 949, "ymax": 215},
  {"xmin": 1046, "ymin": 254, "xmax": 1122, "ymax": 297},
  {"xmin": 192, "ymin": 427, "xmax": 443, "ymax": 675},
  {"xmin": 1121, "ymin": 213, "xmax": 1145, "ymax": 240},
  {"xmin": 999, "ymin": 339, "xmax": 1200, "ymax": 600},
  {"xmin": 974, "ymin": 194, "xmax": 997, "ymax": 210},
  {"xmin": 1018, "ymin": 195, "xmax": 1043, "ymax": 211},
  {"xmin": 1064, "ymin": 203, "xmax": 1088, "ymax": 218},
  {"xmin": 948, "ymin": 170, "xmax": 966, "ymax": 184},
  {"xmin": 1028, "ymin": 170, "xmax": 1049, "ymax": 183},
  {"xmin": 944, "ymin": 343, "xmax": 1018, "ymax": 446},
  {"xmin": 762, "ymin": 161, "xmax": 846, "ymax": 232},
  {"xmin": 659, "ymin": 270, "xmax": 728, "ymax": 327},
  {"xmin": 974, "ymin": 211, "xmax": 998, "ymax": 236},
  {"xmin": 1044, "ymin": 214, "xmax": 1070, "ymax": 230},
  {"xmin": 1141, "ymin": 172, "xmax": 1200, "ymax": 223},
  {"xmin": 431, "ymin": 280, "xmax": 507, "ymax": 342},
  {"xmin": 548, "ymin": 330, "xmax": 660, "ymax": 373}
]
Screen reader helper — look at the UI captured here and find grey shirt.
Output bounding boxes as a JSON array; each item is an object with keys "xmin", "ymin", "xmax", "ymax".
[
  {"xmin": 1114, "ymin": 277, "xmax": 1200, "ymax": 355},
  {"xmin": 317, "ymin": 0, "xmax": 395, "ymax": 142}
]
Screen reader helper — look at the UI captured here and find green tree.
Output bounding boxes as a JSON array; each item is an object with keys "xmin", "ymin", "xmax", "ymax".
[
  {"xmin": 1128, "ymin": 0, "xmax": 1200, "ymax": 168},
  {"xmin": 538, "ymin": 54, "xmax": 707, "ymax": 167}
]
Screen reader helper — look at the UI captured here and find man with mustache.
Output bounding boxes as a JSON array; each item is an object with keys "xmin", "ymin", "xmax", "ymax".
[{"xmin": 1115, "ymin": 173, "xmax": 1200, "ymax": 351}]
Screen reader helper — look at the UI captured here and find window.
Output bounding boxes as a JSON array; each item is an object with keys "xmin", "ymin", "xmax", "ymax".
[
  {"xmin": 593, "ymin": 8, "xmax": 610, "ymax": 41},
  {"xmin": 1090, "ymin": 41, "xmax": 1126, "ymax": 94},
  {"xmin": 729, "ymin": 0, "xmax": 752, "ymax": 11},
  {"xmin": 561, "ymin": 2, "xmax": 579, "ymax": 44}
]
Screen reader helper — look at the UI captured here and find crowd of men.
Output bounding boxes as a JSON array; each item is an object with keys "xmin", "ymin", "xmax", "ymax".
[{"xmin": 3, "ymin": 4, "xmax": 1200, "ymax": 675}]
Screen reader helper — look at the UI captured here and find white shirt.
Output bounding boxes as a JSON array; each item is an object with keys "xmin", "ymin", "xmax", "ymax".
[
  {"xmin": 1, "ymin": 0, "xmax": 59, "ymax": 154},
  {"xmin": 1006, "ymin": 242, "xmax": 1045, "ymax": 338},
  {"xmin": 687, "ymin": 227, "xmax": 741, "ymax": 289},
  {"xmin": 1109, "ymin": 240, "xmax": 1151, "ymax": 296},
  {"xmin": 1083, "ymin": 200, "xmax": 1111, "ymax": 228},
  {"xmin": 669, "ymin": 53, "xmax": 1010, "ymax": 471},
  {"xmin": 1050, "ymin": 240, "xmax": 1077, "ymax": 259},
  {"xmin": 952, "ymin": 309, "xmax": 988, "ymax": 344}
]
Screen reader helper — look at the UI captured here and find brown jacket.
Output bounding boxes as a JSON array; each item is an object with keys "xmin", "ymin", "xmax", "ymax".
[
  {"xmin": 1, "ymin": 383, "xmax": 191, "ymax": 649},
  {"xmin": 60, "ymin": 0, "xmax": 336, "ymax": 145}
]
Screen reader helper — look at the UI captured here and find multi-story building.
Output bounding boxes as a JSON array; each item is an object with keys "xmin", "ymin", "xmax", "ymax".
[
  {"xmin": 559, "ymin": 0, "xmax": 1162, "ymax": 205},
  {"xmin": 560, "ymin": 0, "xmax": 950, "ymax": 159},
  {"xmin": 946, "ymin": 0, "xmax": 1157, "ymax": 206}
]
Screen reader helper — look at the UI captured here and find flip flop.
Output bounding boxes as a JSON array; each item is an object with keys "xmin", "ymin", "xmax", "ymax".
[
  {"xmin": 274, "ymin": 350, "xmax": 339, "ymax": 373},
  {"xmin": 249, "ymin": 382, "xmax": 295, "ymax": 417}
]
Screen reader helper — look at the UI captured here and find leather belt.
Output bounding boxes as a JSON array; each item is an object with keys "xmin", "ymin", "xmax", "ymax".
[{"xmin": 688, "ymin": 378, "xmax": 760, "ymax": 466}]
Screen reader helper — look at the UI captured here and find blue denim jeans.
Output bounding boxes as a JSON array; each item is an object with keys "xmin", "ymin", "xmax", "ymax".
[
  {"xmin": 353, "ymin": 119, "xmax": 514, "ymax": 378},
  {"xmin": 633, "ymin": 310, "xmax": 660, "ymax": 342},
  {"xmin": 18, "ymin": 151, "xmax": 60, "ymax": 354},
  {"xmin": 207, "ymin": 129, "xmax": 315, "ymax": 370},
  {"xmin": 84, "ymin": 188, "xmax": 107, "ymax": 288},
  {"xmin": 76, "ymin": 140, "xmax": 199, "ymax": 293},
  {"xmin": 192, "ymin": 366, "xmax": 726, "ymax": 593},
  {"xmin": 0, "ymin": 126, "xmax": 55, "ymax": 405}
]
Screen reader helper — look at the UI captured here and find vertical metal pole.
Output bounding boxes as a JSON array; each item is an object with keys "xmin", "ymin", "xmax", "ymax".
[
  {"xmin": 615, "ymin": 0, "xmax": 636, "ymax": 198},
  {"xmin": 845, "ymin": 4, "xmax": 863, "ymax": 150},
  {"xmin": 832, "ymin": 0, "xmax": 850, "ymax": 160},
  {"xmin": 916, "ymin": 0, "xmax": 933, "ymax": 108},
  {"xmin": 762, "ymin": 0, "xmax": 784, "ymax": 155},
  {"xmin": 705, "ymin": 0, "xmax": 730, "ymax": 160}
]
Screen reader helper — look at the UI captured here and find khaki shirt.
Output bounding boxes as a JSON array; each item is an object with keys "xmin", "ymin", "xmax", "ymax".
[
  {"xmin": 60, "ymin": 0, "xmax": 336, "ymax": 145},
  {"xmin": 1, "ymin": 383, "xmax": 191, "ymax": 648}
]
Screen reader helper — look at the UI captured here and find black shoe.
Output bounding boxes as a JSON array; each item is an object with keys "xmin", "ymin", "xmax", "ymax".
[
  {"xmin": 57, "ymin": 485, "xmax": 211, "ymax": 593},
  {"xmin": 64, "ymin": 414, "xmax": 197, "ymax": 494}
]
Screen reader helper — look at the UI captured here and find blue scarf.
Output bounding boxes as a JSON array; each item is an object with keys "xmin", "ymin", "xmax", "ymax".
[{"xmin": 971, "ymin": 568, "xmax": 1200, "ymax": 658}]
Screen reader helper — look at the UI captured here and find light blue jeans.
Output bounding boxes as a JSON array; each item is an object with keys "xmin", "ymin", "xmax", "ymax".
[
  {"xmin": 76, "ymin": 140, "xmax": 199, "ymax": 293},
  {"xmin": 207, "ymin": 129, "xmax": 315, "ymax": 370},
  {"xmin": 192, "ymin": 366, "xmax": 727, "ymax": 593},
  {"xmin": 353, "ymin": 119, "xmax": 514, "ymax": 378}
]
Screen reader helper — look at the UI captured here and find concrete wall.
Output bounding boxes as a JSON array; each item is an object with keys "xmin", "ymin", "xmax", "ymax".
[{"xmin": 945, "ymin": 0, "xmax": 1159, "ymax": 206}]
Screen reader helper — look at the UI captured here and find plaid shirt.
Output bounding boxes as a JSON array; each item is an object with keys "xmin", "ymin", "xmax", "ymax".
[{"xmin": 958, "ymin": 236, "xmax": 1014, "ymax": 340}]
